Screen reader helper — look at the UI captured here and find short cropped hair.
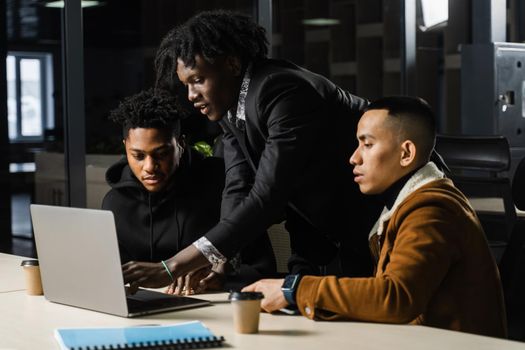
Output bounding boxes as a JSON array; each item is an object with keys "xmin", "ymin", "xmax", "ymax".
[
  {"xmin": 366, "ymin": 96, "xmax": 437, "ymax": 163},
  {"xmin": 109, "ymin": 88, "xmax": 187, "ymax": 139},
  {"xmin": 154, "ymin": 10, "xmax": 268, "ymax": 91}
]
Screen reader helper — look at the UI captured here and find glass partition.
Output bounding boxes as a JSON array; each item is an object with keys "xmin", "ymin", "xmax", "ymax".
[
  {"xmin": 272, "ymin": 0, "xmax": 358, "ymax": 92},
  {"xmin": 3, "ymin": 0, "xmax": 64, "ymax": 255}
]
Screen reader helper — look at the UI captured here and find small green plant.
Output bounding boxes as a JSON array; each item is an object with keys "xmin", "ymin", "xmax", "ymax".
[{"xmin": 192, "ymin": 141, "xmax": 213, "ymax": 157}]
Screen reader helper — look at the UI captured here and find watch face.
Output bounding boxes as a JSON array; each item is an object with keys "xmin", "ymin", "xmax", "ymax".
[{"xmin": 282, "ymin": 274, "xmax": 299, "ymax": 289}]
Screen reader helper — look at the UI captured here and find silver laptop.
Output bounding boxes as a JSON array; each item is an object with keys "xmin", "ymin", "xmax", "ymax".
[{"xmin": 30, "ymin": 204, "xmax": 210, "ymax": 317}]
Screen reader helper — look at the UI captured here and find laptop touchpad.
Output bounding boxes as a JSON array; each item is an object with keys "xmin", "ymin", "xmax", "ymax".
[{"xmin": 126, "ymin": 289, "xmax": 210, "ymax": 312}]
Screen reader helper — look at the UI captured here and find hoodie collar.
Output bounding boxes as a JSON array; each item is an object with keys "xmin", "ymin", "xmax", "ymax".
[{"xmin": 369, "ymin": 161, "xmax": 445, "ymax": 239}]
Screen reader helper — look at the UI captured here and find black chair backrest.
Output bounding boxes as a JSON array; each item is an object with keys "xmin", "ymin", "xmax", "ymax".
[
  {"xmin": 435, "ymin": 134, "xmax": 516, "ymax": 264},
  {"xmin": 435, "ymin": 135, "xmax": 511, "ymax": 175},
  {"xmin": 500, "ymin": 156, "xmax": 525, "ymax": 300}
]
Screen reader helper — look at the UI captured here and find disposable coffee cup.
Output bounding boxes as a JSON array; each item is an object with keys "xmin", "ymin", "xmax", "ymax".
[
  {"xmin": 21, "ymin": 260, "xmax": 43, "ymax": 295},
  {"xmin": 229, "ymin": 291, "xmax": 264, "ymax": 334}
]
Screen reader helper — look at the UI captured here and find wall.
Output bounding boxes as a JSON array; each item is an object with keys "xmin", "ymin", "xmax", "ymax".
[{"xmin": 271, "ymin": 0, "xmax": 523, "ymax": 134}]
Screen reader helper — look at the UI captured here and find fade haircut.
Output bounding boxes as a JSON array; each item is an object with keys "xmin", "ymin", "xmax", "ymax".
[
  {"xmin": 154, "ymin": 10, "xmax": 268, "ymax": 91},
  {"xmin": 109, "ymin": 88, "xmax": 187, "ymax": 139},
  {"xmin": 366, "ymin": 96, "xmax": 437, "ymax": 164}
]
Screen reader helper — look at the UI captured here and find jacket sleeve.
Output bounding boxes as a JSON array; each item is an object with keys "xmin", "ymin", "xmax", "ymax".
[
  {"xmin": 205, "ymin": 75, "xmax": 366, "ymax": 258},
  {"xmin": 295, "ymin": 201, "xmax": 461, "ymax": 323}
]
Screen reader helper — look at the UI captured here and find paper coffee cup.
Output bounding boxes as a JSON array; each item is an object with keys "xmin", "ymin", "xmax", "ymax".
[
  {"xmin": 21, "ymin": 260, "xmax": 43, "ymax": 295},
  {"xmin": 229, "ymin": 291, "xmax": 264, "ymax": 334}
]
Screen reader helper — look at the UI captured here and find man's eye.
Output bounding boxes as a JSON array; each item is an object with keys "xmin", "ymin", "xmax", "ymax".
[
  {"xmin": 133, "ymin": 154, "xmax": 145, "ymax": 160},
  {"xmin": 364, "ymin": 143, "xmax": 372, "ymax": 148},
  {"xmin": 157, "ymin": 151, "xmax": 171, "ymax": 159}
]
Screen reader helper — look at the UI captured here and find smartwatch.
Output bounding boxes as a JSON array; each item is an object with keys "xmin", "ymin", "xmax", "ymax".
[{"xmin": 281, "ymin": 274, "xmax": 302, "ymax": 305}]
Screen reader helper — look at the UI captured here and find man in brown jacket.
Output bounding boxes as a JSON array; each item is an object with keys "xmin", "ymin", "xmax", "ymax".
[{"xmin": 243, "ymin": 96, "xmax": 507, "ymax": 338}]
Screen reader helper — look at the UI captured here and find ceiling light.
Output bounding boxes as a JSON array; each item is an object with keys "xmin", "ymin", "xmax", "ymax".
[
  {"xmin": 45, "ymin": 1, "xmax": 103, "ymax": 8},
  {"xmin": 302, "ymin": 18, "xmax": 341, "ymax": 27}
]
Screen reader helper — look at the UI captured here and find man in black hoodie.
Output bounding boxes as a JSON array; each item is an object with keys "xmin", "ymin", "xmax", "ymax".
[{"xmin": 102, "ymin": 88, "xmax": 276, "ymax": 294}]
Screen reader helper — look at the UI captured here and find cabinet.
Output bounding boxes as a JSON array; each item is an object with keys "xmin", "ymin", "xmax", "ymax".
[
  {"xmin": 461, "ymin": 42, "xmax": 525, "ymax": 179},
  {"xmin": 34, "ymin": 152, "xmax": 121, "ymax": 209}
]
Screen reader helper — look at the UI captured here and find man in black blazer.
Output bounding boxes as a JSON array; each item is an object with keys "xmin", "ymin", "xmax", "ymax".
[{"xmin": 123, "ymin": 10, "xmax": 381, "ymax": 291}]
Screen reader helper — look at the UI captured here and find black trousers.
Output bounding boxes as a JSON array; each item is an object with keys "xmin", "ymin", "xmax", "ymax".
[{"xmin": 284, "ymin": 205, "xmax": 378, "ymax": 277}]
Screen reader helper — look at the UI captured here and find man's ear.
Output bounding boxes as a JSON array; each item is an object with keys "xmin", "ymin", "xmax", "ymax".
[
  {"xmin": 400, "ymin": 140, "xmax": 417, "ymax": 168},
  {"xmin": 122, "ymin": 139, "xmax": 128, "ymax": 156},
  {"xmin": 225, "ymin": 56, "xmax": 242, "ymax": 76},
  {"xmin": 178, "ymin": 134, "xmax": 186, "ymax": 149}
]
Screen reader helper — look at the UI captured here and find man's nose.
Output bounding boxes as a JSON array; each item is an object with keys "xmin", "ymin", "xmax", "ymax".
[
  {"xmin": 349, "ymin": 149, "xmax": 360, "ymax": 166},
  {"xmin": 143, "ymin": 156, "xmax": 157, "ymax": 172},
  {"xmin": 188, "ymin": 85, "xmax": 198, "ymax": 102}
]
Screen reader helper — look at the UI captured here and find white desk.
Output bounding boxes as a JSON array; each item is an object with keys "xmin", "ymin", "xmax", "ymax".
[
  {"xmin": 0, "ymin": 253, "xmax": 29, "ymax": 293},
  {"xmin": 1, "ymin": 254, "xmax": 524, "ymax": 350},
  {"xmin": 469, "ymin": 198, "xmax": 525, "ymax": 218}
]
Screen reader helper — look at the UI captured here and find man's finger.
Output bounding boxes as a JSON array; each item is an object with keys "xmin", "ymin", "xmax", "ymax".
[
  {"xmin": 123, "ymin": 271, "xmax": 140, "ymax": 284},
  {"xmin": 194, "ymin": 272, "xmax": 215, "ymax": 294},
  {"xmin": 174, "ymin": 276, "xmax": 184, "ymax": 295},
  {"xmin": 261, "ymin": 301, "xmax": 270, "ymax": 313},
  {"xmin": 128, "ymin": 281, "xmax": 139, "ymax": 295},
  {"xmin": 184, "ymin": 273, "xmax": 198, "ymax": 295},
  {"xmin": 241, "ymin": 282, "xmax": 257, "ymax": 292},
  {"xmin": 194, "ymin": 281, "xmax": 206, "ymax": 294},
  {"xmin": 122, "ymin": 264, "xmax": 144, "ymax": 283},
  {"xmin": 200, "ymin": 271, "xmax": 215, "ymax": 284}
]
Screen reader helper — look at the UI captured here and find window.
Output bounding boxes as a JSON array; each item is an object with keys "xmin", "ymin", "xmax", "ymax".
[
  {"xmin": 418, "ymin": 0, "xmax": 448, "ymax": 32},
  {"xmin": 6, "ymin": 52, "xmax": 54, "ymax": 142}
]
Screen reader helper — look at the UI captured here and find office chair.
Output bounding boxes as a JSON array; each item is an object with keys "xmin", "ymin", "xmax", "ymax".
[
  {"xmin": 267, "ymin": 222, "xmax": 292, "ymax": 274},
  {"xmin": 498, "ymin": 156, "xmax": 525, "ymax": 303},
  {"xmin": 435, "ymin": 134, "xmax": 516, "ymax": 263},
  {"xmin": 512, "ymin": 156, "xmax": 525, "ymax": 212}
]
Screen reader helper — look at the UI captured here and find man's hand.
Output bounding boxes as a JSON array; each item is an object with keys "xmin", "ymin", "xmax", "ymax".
[
  {"xmin": 123, "ymin": 245, "xmax": 212, "ymax": 292},
  {"xmin": 122, "ymin": 261, "xmax": 172, "ymax": 293},
  {"xmin": 166, "ymin": 244, "xmax": 212, "ymax": 278},
  {"xmin": 165, "ymin": 263, "xmax": 226, "ymax": 295},
  {"xmin": 242, "ymin": 279, "xmax": 287, "ymax": 313},
  {"xmin": 195, "ymin": 262, "xmax": 226, "ymax": 292}
]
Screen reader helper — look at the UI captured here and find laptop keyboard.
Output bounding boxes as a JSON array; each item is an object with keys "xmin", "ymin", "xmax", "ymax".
[{"xmin": 126, "ymin": 289, "xmax": 209, "ymax": 314}]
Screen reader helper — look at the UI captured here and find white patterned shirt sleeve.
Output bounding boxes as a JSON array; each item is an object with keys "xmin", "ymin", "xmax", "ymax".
[{"xmin": 193, "ymin": 237, "xmax": 227, "ymax": 265}]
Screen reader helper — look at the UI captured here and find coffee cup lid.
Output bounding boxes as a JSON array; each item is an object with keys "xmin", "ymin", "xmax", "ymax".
[
  {"xmin": 228, "ymin": 291, "xmax": 264, "ymax": 301},
  {"xmin": 21, "ymin": 259, "xmax": 39, "ymax": 267}
]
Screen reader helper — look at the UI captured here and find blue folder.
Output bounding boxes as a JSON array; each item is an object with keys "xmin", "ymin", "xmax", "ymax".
[{"xmin": 55, "ymin": 321, "xmax": 224, "ymax": 349}]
